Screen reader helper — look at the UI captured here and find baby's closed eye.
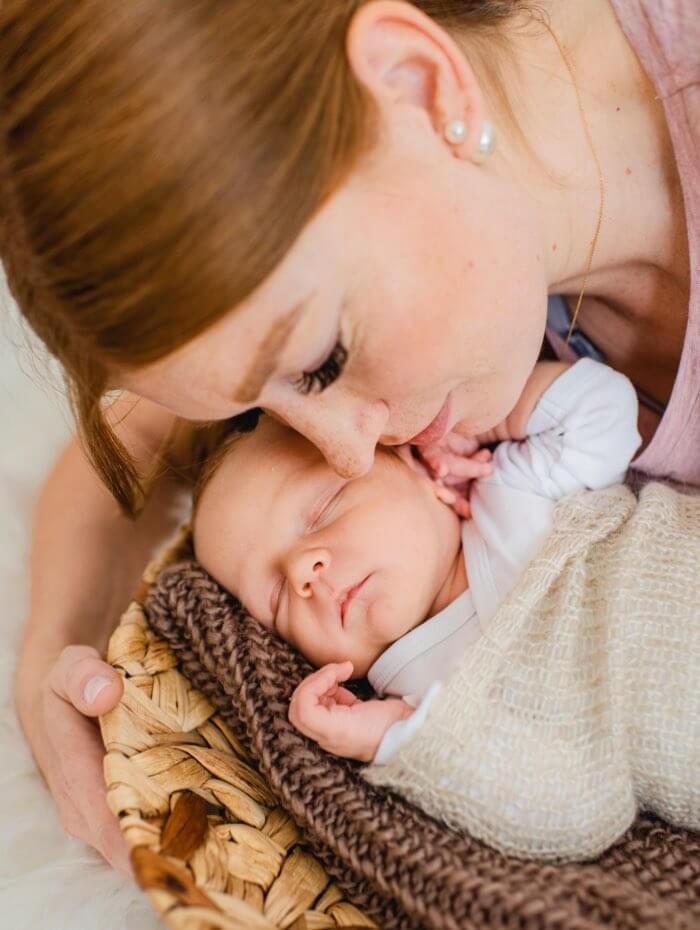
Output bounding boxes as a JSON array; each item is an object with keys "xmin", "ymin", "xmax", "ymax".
[
  {"xmin": 270, "ymin": 576, "xmax": 286, "ymax": 622},
  {"xmin": 307, "ymin": 480, "xmax": 347, "ymax": 530}
]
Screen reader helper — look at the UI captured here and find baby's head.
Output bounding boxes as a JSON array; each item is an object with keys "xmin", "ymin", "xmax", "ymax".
[{"xmin": 193, "ymin": 417, "xmax": 463, "ymax": 676}]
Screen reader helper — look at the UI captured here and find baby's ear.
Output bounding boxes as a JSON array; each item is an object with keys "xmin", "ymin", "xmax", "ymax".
[{"xmin": 393, "ymin": 444, "xmax": 432, "ymax": 478}]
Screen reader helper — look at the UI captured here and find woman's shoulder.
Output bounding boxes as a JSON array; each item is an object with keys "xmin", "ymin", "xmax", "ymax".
[
  {"xmin": 609, "ymin": 0, "xmax": 700, "ymax": 92},
  {"xmin": 606, "ymin": 0, "xmax": 700, "ymax": 488}
]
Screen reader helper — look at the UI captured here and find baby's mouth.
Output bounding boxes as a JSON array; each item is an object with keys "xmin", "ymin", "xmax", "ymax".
[{"xmin": 339, "ymin": 575, "xmax": 371, "ymax": 625}]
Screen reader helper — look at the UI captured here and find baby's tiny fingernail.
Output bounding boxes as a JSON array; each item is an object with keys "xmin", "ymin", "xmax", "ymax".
[{"xmin": 83, "ymin": 676, "xmax": 112, "ymax": 705}]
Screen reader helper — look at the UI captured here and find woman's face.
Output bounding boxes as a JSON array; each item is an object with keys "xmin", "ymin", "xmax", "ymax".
[{"xmin": 122, "ymin": 131, "xmax": 548, "ymax": 478}]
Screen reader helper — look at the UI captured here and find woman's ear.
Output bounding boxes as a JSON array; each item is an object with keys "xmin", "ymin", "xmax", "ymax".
[{"xmin": 346, "ymin": 0, "xmax": 487, "ymax": 158}]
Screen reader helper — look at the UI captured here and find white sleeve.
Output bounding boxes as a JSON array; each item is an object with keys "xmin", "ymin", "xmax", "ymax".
[
  {"xmin": 372, "ymin": 682, "xmax": 442, "ymax": 765},
  {"xmin": 463, "ymin": 359, "xmax": 641, "ymax": 626},
  {"xmin": 483, "ymin": 358, "xmax": 641, "ymax": 501}
]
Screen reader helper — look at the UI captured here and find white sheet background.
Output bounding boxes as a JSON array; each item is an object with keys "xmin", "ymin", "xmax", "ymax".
[{"xmin": 0, "ymin": 269, "xmax": 161, "ymax": 930}]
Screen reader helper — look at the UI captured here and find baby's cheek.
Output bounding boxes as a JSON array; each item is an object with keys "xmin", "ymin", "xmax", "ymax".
[{"xmin": 357, "ymin": 601, "xmax": 397, "ymax": 664}]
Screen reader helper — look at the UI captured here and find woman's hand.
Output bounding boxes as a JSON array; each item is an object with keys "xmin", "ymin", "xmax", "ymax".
[
  {"xmin": 14, "ymin": 401, "xmax": 190, "ymax": 879},
  {"xmin": 15, "ymin": 644, "xmax": 132, "ymax": 877},
  {"xmin": 289, "ymin": 662, "xmax": 413, "ymax": 762}
]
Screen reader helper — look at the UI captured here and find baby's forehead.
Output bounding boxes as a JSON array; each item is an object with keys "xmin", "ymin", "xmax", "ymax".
[
  {"xmin": 226, "ymin": 416, "xmax": 320, "ymax": 474},
  {"xmin": 195, "ymin": 417, "xmax": 322, "ymax": 569}
]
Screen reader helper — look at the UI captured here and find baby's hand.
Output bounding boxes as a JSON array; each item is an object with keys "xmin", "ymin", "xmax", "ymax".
[
  {"xmin": 414, "ymin": 430, "xmax": 493, "ymax": 518},
  {"xmin": 289, "ymin": 662, "xmax": 413, "ymax": 762}
]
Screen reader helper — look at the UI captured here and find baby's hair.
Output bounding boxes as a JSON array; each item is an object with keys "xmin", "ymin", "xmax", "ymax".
[{"xmin": 192, "ymin": 407, "xmax": 263, "ymax": 516}]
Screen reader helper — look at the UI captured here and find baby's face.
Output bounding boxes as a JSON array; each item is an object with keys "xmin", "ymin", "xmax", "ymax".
[{"xmin": 194, "ymin": 417, "xmax": 462, "ymax": 676}]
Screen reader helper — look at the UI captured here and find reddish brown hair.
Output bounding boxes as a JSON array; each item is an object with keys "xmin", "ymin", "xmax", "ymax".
[{"xmin": 0, "ymin": 0, "xmax": 530, "ymax": 516}]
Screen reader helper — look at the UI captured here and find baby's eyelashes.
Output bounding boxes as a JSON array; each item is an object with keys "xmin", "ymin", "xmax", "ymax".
[
  {"xmin": 270, "ymin": 576, "xmax": 285, "ymax": 620},
  {"xmin": 307, "ymin": 481, "xmax": 347, "ymax": 531}
]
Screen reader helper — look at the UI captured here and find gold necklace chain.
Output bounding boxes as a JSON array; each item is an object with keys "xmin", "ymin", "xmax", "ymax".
[{"xmin": 540, "ymin": 20, "xmax": 606, "ymax": 344}]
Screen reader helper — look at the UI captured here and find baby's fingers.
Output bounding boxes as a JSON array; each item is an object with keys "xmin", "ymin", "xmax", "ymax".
[
  {"xmin": 421, "ymin": 449, "xmax": 491, "ymax": 481},
  {"xmin": 453, "ymin": 496, "xmax": 472, "ymax": 519},
  {"xmin": 331, "ymin": 686, "xmax": 360, "ymax": 707},
  {"xmin": 292, "ymin": 663, "xmax": 353, "ymax": 705},
  {"xmin": 433, "ymin": 482, "xmax": 472, "ymax": 518},
  {"xmin": 318, "ymin": 684, "xmax": 358, "ymax": 708},
  {"xmin": 433, "ymin": 484, "xmax": 457, "ymax": 505},
  {"xmin": 289, "ymin": 663, "xmax": 353, "ymax": 733},
  {"xmin": 445, "ymin": 433, "xmax": 480, "ymax": 456},
  {"xmin": 438, "ymin": 453, "xmax": 492, "ymax": 480}
]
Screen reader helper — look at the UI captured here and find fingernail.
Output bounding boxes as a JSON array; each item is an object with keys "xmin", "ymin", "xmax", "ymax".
[{"xmin": 83, "ymin": 676, "xmax": 112, "ymax": 705}]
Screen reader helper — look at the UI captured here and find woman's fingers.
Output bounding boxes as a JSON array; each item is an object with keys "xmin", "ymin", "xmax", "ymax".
[
  {"xmin": 30, "ymin": 664, "xmax": 133, "ymax": 878},
  {"xmin": 49, "ymin": 644, "xmax": 124, "ymax": 716},
  {"xmin": 59, "ymin": 707, "xmax": 133, "ymax": 876}
]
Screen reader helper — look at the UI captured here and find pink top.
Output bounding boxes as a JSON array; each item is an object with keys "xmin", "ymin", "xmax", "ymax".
[{"xmin": 608, "ymin": 0, "xmax": 699, "ymax": 486}]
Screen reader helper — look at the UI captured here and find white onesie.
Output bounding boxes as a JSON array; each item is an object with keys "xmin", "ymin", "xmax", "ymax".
[{"xmin": 368, "ymin": 359, "xmax": 641, "ymax": 763}]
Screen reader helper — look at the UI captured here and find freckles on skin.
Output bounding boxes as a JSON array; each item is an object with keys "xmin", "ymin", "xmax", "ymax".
[{"xmin": 624, "ymin": 167, "xmax": 632, "ymax": 176}]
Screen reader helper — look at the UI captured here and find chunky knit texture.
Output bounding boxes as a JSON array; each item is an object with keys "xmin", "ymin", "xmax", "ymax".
[
  {"xmin": 366, "ymin": 483, "xmax": 700, "ymax": 861},
  {"xmin": 145, "ymin": 546, "xmax": 700, "ymax": 930}
]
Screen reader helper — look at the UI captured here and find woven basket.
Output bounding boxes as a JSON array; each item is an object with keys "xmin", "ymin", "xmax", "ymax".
[{"xmin": 99, "ymin": 526, "xmax": 376, "ymax": 930}]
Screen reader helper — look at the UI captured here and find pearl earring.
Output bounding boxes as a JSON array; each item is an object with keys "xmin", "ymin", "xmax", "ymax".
[
  {"xmin": 473, "ymin": 120, "xmax": 496, "ymax": 162},
  {"xmin": 443, "ymin": 119, "xmax": 467, "ymax": 145},
  {"xmin": 444, "ymin": 118, "xmax": 497, "ymax": 161}
]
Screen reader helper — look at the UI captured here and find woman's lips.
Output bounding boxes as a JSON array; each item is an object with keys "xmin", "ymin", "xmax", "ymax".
[
  {"xmin": 339, "ymin": 575, "xmax": 370, "ymax": 624},
  {"xmin": 408, "ymin": 395, "xmax": 451, "ymax": 446}
]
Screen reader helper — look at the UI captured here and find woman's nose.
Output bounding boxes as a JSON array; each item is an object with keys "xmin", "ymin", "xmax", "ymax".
[
  {"xmin": 281, "ymin": 396, "xmax": 390, "ymax": 480},
  {"xmin": 287, "ymin": 548, "xmax": 332, "ymax": 598}
]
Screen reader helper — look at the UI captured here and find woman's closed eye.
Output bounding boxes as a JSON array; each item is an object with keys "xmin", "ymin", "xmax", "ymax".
[{"xmin": 293, "ymin": 339, "xmax": 347, "ymax": 395}]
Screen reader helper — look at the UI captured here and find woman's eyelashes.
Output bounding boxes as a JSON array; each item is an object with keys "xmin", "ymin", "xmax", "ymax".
[{"xmin": 293, "ymin": 339, "xmax": 347, "ymax": 395}]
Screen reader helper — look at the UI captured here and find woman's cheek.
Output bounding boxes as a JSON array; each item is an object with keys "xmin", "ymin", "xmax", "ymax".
[
  {"xmin": 452, "ymin": 366, "xmax": 526, "ymax": 433},
  {"xmin": 356, "ymin": 290, "xmax": 454, "ymax": 395}
]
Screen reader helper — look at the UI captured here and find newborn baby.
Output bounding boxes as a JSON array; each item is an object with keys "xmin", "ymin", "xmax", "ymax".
[{"xmin": 194, "ymin": 358, "xmax": 640, "ymax": 765}]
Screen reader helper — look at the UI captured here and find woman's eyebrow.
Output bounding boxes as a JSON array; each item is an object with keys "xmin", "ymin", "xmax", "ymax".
[{"xmin": 232, "ymin": 296, "xmax": 312, "ymax": 404}]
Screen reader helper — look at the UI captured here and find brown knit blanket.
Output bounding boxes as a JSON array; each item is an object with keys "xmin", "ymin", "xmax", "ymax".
[{"xmin": 145, "ymin": 560, "xmax": 700, "ymax": 930}]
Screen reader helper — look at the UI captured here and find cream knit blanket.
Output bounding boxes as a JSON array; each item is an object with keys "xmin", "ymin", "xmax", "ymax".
[{"xmin": 365, "ymin": 482, "xmax": 700, "ymax": 861}]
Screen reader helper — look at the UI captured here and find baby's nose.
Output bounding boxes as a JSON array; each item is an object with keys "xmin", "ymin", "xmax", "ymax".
[{"xmin": 289, "ymin": 548, "xmax": 331, "ymax": 598}]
